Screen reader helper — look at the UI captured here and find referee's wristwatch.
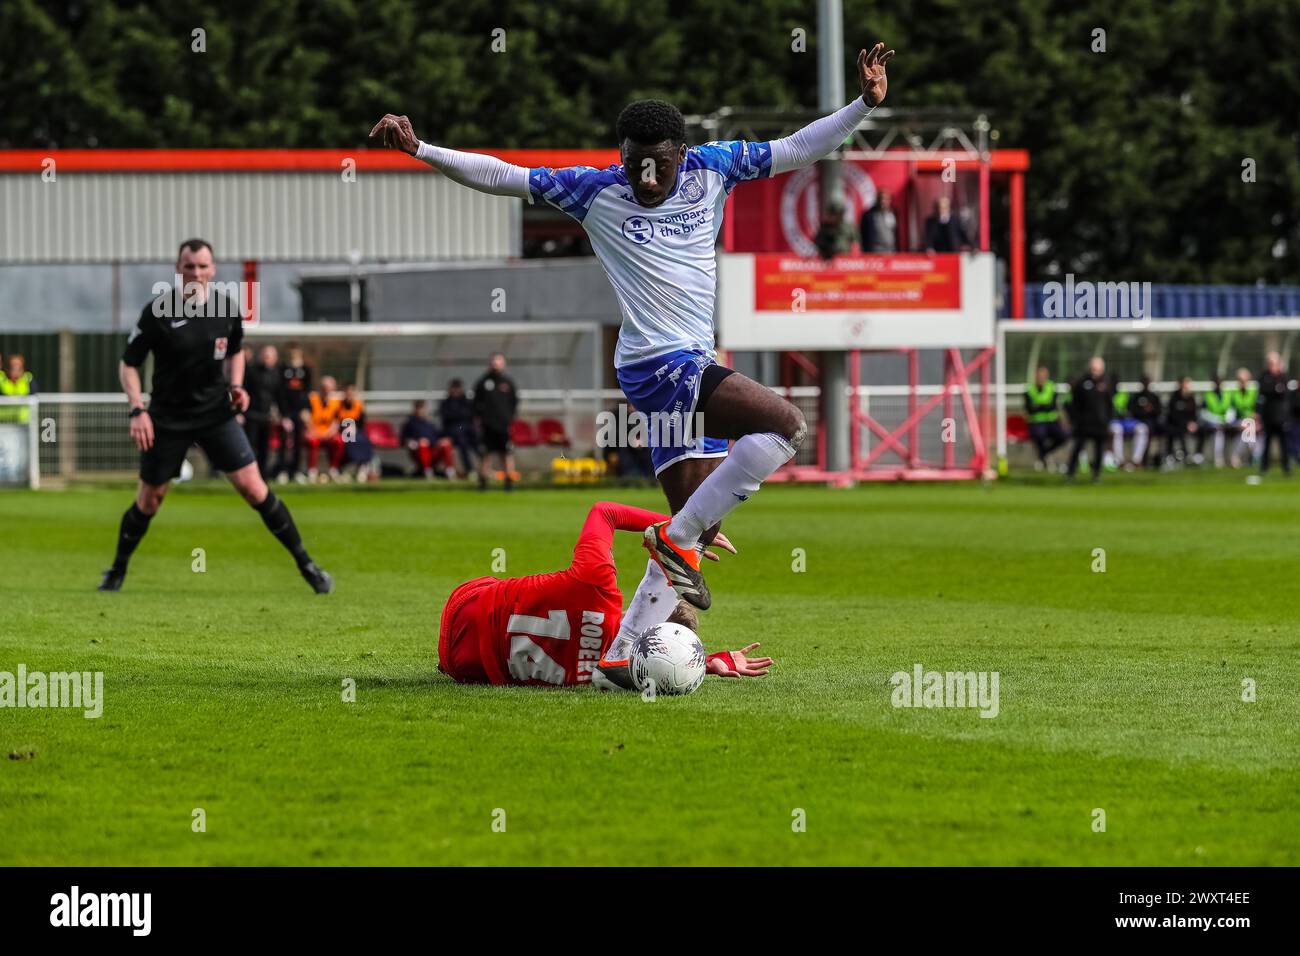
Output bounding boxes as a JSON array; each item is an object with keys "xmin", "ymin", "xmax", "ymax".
[{"xmin": 129, "ymin": 406, "xmax": 147, "ymax": 418}]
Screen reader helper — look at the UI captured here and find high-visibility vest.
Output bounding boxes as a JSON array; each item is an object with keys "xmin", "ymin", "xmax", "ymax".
[
  {"xmin": 1229, "ymin": 385, "xmax": 1258, "ymax": 416},
  {"xmin": 0, "ymin": 372, "xmax": 33, "ymax": 423},
  {"xmin": 1025, "ymin": 381, "xmax": 1059, "ymax": 423},
  {"xmin": 309, "ymin": 392, "xmax": 341, "ymax": 434},
  {"xmin": 1112, "ymin": 391, "xmax": 1130, "ymax": 416},
  {"xmin": 1203, "ymin": 389, "xmax": 1232, "ymax": 417}
]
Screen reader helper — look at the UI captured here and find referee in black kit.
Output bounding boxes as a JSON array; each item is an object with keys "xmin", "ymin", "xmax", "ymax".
[{"xmin": 98, "ymin": 239, "xmax": 333, "ymax": 594}]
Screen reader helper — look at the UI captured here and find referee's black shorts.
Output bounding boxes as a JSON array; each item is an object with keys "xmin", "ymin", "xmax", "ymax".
[{"xmin": 141, "ymin": 416, "xmax": 257, "ymax": 486}]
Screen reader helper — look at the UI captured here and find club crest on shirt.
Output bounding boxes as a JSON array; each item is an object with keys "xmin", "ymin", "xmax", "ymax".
[
  {"xmin": 213, "ymin": 337, "xmax": 228, "ymax": 360},
  {"xmin": 680, "ymin": 173, "xmax": 705, "ymax": 204}
]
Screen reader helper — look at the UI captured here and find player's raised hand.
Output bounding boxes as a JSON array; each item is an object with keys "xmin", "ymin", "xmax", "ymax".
[
  {"xmin": 368, "ymin": 114, "xmax": 419, "ymax": 155},
  {"xmin": 701, "ymin": 530, "xmax": 738, "ymax": 563},
  {"xmin": 707, "ymin": 643, "xmax": 774, "ymax": 678},
  {"xmin": 858, "ymin": 42, "xmax": 895, "ymax": 107}
]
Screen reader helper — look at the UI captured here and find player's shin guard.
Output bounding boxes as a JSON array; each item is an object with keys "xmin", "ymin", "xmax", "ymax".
[
  {"xmin": 255, "ymin": 491, "xmax": 310, "ymax": 566},
  {"xmin": 112, "ymin": 503, "xmax": 154, "ymax": 572},
  {"xmin": 666, "ymin": 432, "xmax": 796, "ymax": 549}
]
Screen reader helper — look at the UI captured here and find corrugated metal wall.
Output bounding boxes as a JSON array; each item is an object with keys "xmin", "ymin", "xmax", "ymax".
[{"xmin": 0, "ymin": 172, "xmax": 517, "ymax": 263}]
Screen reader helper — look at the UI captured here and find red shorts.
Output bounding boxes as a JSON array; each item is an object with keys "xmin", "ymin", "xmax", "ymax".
[{"xmin": 437, "ymin": 577, "xmax": 496, "ymax": 684}]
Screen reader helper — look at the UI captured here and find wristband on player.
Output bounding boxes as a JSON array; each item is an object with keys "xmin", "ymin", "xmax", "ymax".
[
  {"xmin": 706, "ymin": 651, "xmax": 739, "ymax": 673},
  {"xmin": 129, "ymin": 406, "xmax": 147, "ymax": 418}
]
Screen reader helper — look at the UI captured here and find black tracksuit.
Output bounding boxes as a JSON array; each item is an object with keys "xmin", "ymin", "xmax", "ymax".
[
  {"xmin": 1257, "ymin": 369, "xmax": 1293, "ymax": 474},
  {"xmin": 440, "ymin": 393, "xmax": 478, "ymax": 472},
  {"xmin": 1067, "ymin": 373, "xmax": 1111, "ymax": 478},
  {"xmin": 1165, "ymin": 391, "xmax": 1198, "ymax": 461},
  {"xmin": 244, "ymin": 360, "xmax": 281, "ymax": 476}
]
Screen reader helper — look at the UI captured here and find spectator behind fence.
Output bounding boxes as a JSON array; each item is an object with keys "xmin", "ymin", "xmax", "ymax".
[
  {"xmin": 1066, "ymin": 356, "xmax": 1111, "ymax": 482},
  {"xmin": 402, "ymin": 399, "xmax": 454, "ymax": 479},
  {"xmin": 1256, "ymin": 351, "xmax": 1293, "ymax": 476},
  {"xmin": 1024, "ymin": 365, "xmax": 1067, "ymax": 470},
  {"xmin": 1228, "ymin": 367, "xmax": 1258, "ymax": 469},
  {"xmin": 275, "ymin": 344, "xmax": 312, "ymax": 484},
  {"xmin": 813, "ymin": 199, "xmax": 857, "ymax": 260},
  {"xmin": 1164, "ymin": 377, "xmax": 1199, "ymax": 465},
  {"xmin": 1290, "ymin": 377, "xmax": 1300, "ymax": 461},
  {"xmin": 337, "ymin": 383, "xmax": 374, "ymax": 482},
  {"xmin": 243, "ymin": 345, "xmax": 281, "ymax": 477},
  {"xmin": 472, "ymin": 353, "xmax": 519, "ymax": 492},
  {"xmin": 0, "ymin": 353, "xmax": 37, "ymax": 424},
  {"xmin": 923, "ymin": 196, "xmax": 971, "ymax": 253},
  {"xmin": 1130, "ymin": 375, "xmax": 1162, "ymax": 468},
  {"xmin": 1107, "ymin": 373, "xmax": 1142, "ymax": 471},
  {"xmin": 305, "ymin": 375, "xmax": 343, "ymax": 482},
  {"xmin": 1197, "ymin": 376, "xmax": 1233, "ymax": 468},
  {"xmin": 858, "ymin": 189, "xmax": 898, "ymax": 253},
  {"xmin": 439, "ymin": 379, "xmax": 477, "ymax": 476}
]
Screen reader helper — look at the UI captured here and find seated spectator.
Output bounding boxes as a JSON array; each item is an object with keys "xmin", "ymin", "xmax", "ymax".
[
  {"xmin": 304, "ymin": 375, "xmax": 344, "ymax": 482},
  {"xmin": 440, "ymin": 379, "xmax": 477, "ymax": 476},
  {"xmin": 401, "ymin": 399, "xmax": 455, "ymax": 479},
  {"xmin": 1106, "ymin": 373, "xmax": 1142, "ymax": 471},
  {"xmin": 859, "ymin": 189, "xmax": 898, "ymax": 253},
  {"xmin": 813, "ymin": 200, "xmax": 856, "ymax": 260},
  {"xmin": 337, "ymin": 382, "xmax": 375, "ymax": 482},
  {"xmin": 1129, "ymin": 375, "xmax": 1162, "ymax": 469},
  {"xmin": 0, "ymin": 353, "xmax": 37, "ymax": 424},
  {"xmin": 1163, "ymin": 377, "xmax": 1199, "ymax": 465},
  {"xmin": 923, "ymin": 196, "xmax": 971, "ymax": 253},
  {"xmin": 1197, "ymin": 376, "xmax": 1233, "ymax": 468},
  {"xmin": 1024, "ymin": 365, "xmax": 1068, "ymax": 470},
  {"xmin": 1228, "ymin": 367, "xmax": 1259, "ymax": 468}
]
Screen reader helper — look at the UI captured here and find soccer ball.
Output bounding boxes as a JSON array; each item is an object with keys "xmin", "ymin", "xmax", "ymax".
[{"xmin": 629, "ymin": 622, "xmax": 707, "ymax": 696}]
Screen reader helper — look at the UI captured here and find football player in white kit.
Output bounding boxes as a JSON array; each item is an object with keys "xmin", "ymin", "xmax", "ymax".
[{"xmin": 370, "ymin": 41, "xmax": 894, "ymax": 658}]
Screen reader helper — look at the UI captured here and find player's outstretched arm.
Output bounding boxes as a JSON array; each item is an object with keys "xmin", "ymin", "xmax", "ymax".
[
  {"xmin": 369, "ymin": 113, "xmax": 531, "ymax": 199},
  {"xmin": 706, "ymin": 644, "xmax": 774, "ymax": 679},
  {"xmin": 768, "ymin": 41, "xmax": 895, "ymax": 177}
]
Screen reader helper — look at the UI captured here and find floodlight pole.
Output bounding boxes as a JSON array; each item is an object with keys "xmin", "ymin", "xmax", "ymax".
[{"xmin": 818, "ymin": 0, "xmax": 851, "ymax": 474}]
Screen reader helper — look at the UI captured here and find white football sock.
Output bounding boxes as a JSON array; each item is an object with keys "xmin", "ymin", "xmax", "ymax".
[
  {"xmin": 666, "ymin": 432, "xmax": 795, "ymax": 549},
  {"xmin": 607, "ymin": 558, "xmax": 677, "ymax": 660},
  {"xmin": 1132, "ymin": 424, "xmax": 1149, "ymax": 463}
]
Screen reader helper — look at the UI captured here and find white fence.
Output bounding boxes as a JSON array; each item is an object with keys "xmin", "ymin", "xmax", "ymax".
[{"xmin": 6, "ymin": 380, "xmax": 1240, "ymax": 485}]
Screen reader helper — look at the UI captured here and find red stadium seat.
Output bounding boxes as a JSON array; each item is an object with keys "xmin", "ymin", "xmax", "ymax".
[
  {"xmin": 365, "ymin": 419, "xmax": 401, "ymax": 449},
  {"xmin": 535, "ymin": 417, "xmax": 570, "ymax": 446},
  {"xmin": 1006, "ymin": 414, "xmax": 1030, "ymax": 442},
  {"xmin": 510, "ymin": 420, "xmax": 540, "ymax": 447}
]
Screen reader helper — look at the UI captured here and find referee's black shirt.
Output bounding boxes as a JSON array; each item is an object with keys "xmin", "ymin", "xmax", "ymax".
[{"xmin": 122, "ymin": 290, "xmax": 244, "ymax": 431}]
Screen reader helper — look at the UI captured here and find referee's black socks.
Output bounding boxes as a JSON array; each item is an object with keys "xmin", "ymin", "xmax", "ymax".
[
  {"xmin": 112, "ymin": 503, "xmax": 154, "ymax": 572},
  {"xmin": 255, "ymin": 492, "xmax": 311, "ymax": 567}
]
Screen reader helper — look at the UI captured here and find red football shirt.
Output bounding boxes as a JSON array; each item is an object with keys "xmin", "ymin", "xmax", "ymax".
[{"xmin": 470, "ymin": 502, "xmax": 668, "ymax": 687}]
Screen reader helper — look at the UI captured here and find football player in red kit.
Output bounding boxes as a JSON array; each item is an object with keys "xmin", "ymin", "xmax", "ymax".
[{"xmin": 437, "ymin": 500, "xmax": 772, "ymax": 688}]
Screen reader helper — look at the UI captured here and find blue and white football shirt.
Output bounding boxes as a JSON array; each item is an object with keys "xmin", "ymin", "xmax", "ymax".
[{"xmin": 528, "ymin": 141, "xmax": 772, "ymax": 369}]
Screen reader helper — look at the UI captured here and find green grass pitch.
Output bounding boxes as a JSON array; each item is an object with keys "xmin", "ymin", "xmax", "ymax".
[{"xmin": 2, "ymin": 475, "xmax": 1298, "ymax": 865}]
